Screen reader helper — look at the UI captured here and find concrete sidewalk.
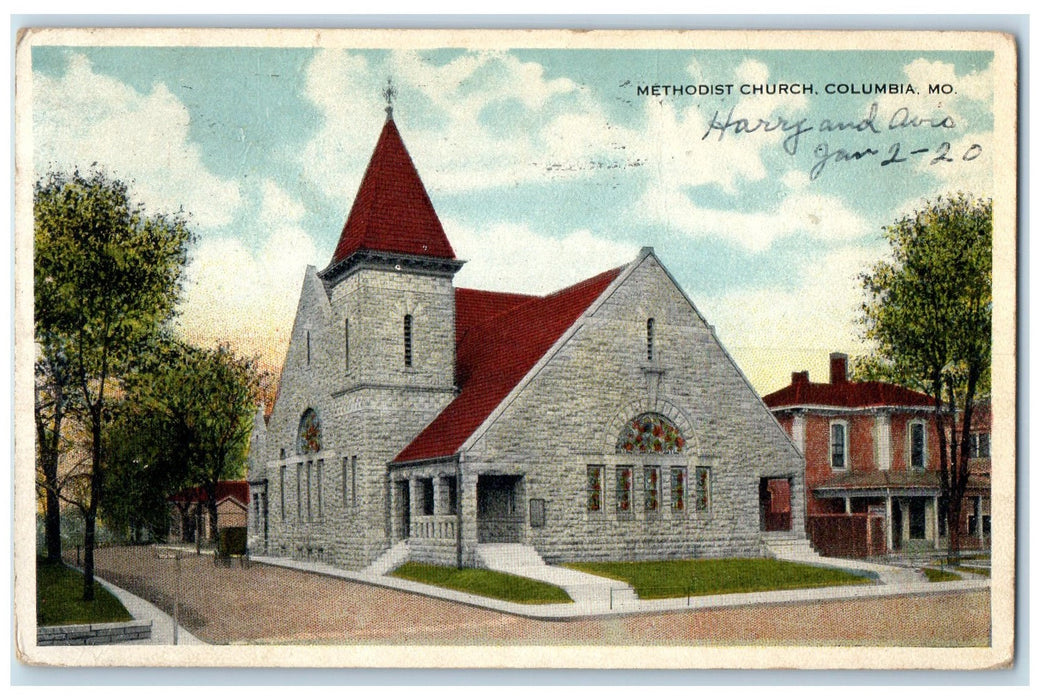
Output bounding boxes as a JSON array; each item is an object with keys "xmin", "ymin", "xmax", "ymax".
[
  {"xmin": 250, "ymin": 553, "xmax": 990, "ymax": 620},
  {"xmin": 94, "ymin": 574, "xmax": 205, "ymax": 645}
]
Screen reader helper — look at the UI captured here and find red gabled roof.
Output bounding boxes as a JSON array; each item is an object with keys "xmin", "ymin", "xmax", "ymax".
[
  {"xmin": 329, "ymin": 118, "xmax": 456, "ymax": 266},
  {"xmin": 393, "ymin": 266, "xmax": 623, "ymax": 463},
  {"xmin": 762, "ymin": 377, "xmax": 934, "ymax": 410},
  {"xmin": 169, "ymin": 480, "xmax": 249, "ymax": 507},
  {"xmin": 454, "ymin": 287, "xmax": 537, "ymax": 349}
]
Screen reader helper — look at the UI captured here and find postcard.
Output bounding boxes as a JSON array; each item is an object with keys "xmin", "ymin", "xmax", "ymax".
[{"xmin": 14, "ymin": 27, "xmax": 1017, "ymax": 670}]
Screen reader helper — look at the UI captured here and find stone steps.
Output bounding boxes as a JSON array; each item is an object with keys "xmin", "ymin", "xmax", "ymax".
[{"xmin": 362, "ymin": 540, "xmax": 411, "ymax": 575}]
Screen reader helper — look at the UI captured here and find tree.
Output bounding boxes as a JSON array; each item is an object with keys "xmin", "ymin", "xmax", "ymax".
[
  {"xmin": 34, "ymin": 170, "xmax": 193, "ymax": 599},
  {"xmin": 34, "ymin": 344, "xmax": 74, "ymax": 563},
  {"xmin": 859, "ymin": 193, "xmax": 992, "ymax": 559},
  {"xmin": 101, "ymin": 396, "xmax": 189, "ymax": 544},
  {"xmin": 131, "ymin": 340, "xmax": 262, "ymax": 545}
]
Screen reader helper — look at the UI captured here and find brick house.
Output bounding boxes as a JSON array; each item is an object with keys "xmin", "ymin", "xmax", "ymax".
[
  {"xmin": 763, "ymin": 353, "xmax": 991, "ymax": 556},
  {"xmin": 168, "ymin": 480, "xmax": 249, "ymax": 544},
  {"xmin": 245, "ymin": 112, "xmax": 804, "ymax": 570}
]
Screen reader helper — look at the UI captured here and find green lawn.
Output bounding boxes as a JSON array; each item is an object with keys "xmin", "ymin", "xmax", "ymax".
[
  {"xmin": 390, "ymin": 562, "xmax": 573, "ymax": 604},
  {"xmin": 953, "ymin": 565, "xmax": 990, "ymax": 579},
  {"xmin": 36, "ymin": 558, "xmax": 132, "ymax": 626},
  {"xmin": 562, "ymin": 558, "xmax": 874, "ymax": 599},
  {"xmin": 922, "ymin": 567, "xmax": 962, "ymax": 582}
]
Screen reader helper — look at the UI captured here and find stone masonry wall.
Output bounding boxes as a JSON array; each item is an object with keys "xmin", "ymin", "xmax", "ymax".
[
  {"xmin": 255, "ymin": 264, "xmax": 456, "ymax": 569},
  {"xmin": 37, "ymin": 621, "xmax": 152, "ymax": 646},
  {"xmin": 459, "ymin": 253, "xmax": 805, "ymax": 565}
]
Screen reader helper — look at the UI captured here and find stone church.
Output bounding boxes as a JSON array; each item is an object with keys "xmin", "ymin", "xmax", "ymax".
[{"xmin": 246, "ymin": 110, "xmax": 805, "ymax": 571}]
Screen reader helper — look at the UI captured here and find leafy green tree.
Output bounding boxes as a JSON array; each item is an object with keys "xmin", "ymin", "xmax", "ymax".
[
  {"xmin": 101, "ymin": 394, "xmax": 190, "ymax": 544},
  {"xmin": 131, "ymin": 340, "xmax": 262, "ymax": 545},
  {"xmin": 34, "ymin": 170, "xmax": 193, "ymax": 599},
  {"xmin": 859, "ymin": 194, "xmax": 992, "ymax": 559}
]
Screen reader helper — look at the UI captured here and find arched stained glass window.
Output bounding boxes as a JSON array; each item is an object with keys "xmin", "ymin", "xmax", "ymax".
[
  {"xmin": 296, "ymin": 408, "xmax": 322, "ymax": 455},
  {"xmin": 617, "ymin": 413, "xmax": 686, "ymax": 454}
]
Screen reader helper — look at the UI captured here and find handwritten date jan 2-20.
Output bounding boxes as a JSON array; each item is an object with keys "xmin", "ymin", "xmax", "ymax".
[{"xmin": 809, "ymin": 141, "xmax": 983, "ymax": 180}]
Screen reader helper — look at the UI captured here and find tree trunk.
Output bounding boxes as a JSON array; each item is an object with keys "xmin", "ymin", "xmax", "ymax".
[
  {"xmin": 45, "ymin": 483, "xmax": 62, "ymax": 563},
  {"xmin": 82, "ymin": 410, "xmax": 104, "ymax": 602},
  {"xmin": 208, "ymin": 500, "xmax": 219, "ymax": 543},
  {"xmin": 946, "ymin": 497, "xmax": 963, "ymax": 563},
  {"xmin": 82, "ymin": 507, "xmax": 96, "ymax": 602}
]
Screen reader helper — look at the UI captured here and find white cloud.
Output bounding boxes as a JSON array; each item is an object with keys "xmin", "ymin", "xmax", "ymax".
[
  {"xmin": 299, "ymin": 49, "xmax": 597, "ymax": 205},
  {"xmin": 700, "ymin": 244, "xmax": 885, "ymax": 394},
  {"xmin": 33, "ymin": 53, "xmax": 242, "ymax": 229},
  {"xmin": 298, "ymin": 49, "xmax": 815, "ymax": 211},
  {"xmin": 446, "ymin": 219, "xmax": 639, "ymax": 295},
  {"xmin": 259, "ymin": 179, "xmax": 306, "ymax": 225},
  {"xmin": 177, "ymin": 190, "xmax": 318, "ymax": 366},
  {"xmin": 639, "ymin": 183, "xmax": 871, "ymax": 252}
]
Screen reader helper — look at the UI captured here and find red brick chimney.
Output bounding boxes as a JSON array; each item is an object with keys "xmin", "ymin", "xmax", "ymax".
[
  {"xmin": 829, "ymin": 352, "xmax": 848, "ymax": 384},
  {"xmin": 792, "ymin": 370, "xmax": 809, "ymax": 386}
]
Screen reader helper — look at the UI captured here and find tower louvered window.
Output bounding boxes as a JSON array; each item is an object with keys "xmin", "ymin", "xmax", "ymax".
[
  {"xmin": 404, "ymin": 314, "xmax": 413, "ymax": 367},
  {"xmin": 647, "ymin": 318, "xmax": 655, "ymax": 361}
]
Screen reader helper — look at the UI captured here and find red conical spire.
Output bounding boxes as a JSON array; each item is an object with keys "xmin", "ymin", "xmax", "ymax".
[{"xmin": 328, "ymin": 117, "xmax": 456, "ymax": 266}]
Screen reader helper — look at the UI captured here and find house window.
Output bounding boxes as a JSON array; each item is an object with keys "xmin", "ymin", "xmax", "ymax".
[
  {"xmin": 617, "ymin": 413, "xmax": 686, "ymax": 454},
  {"xmin": 341, "ymin": 456, "xmax": 348, "ymax": 505},
  {"xmin": 695, "ymin": 467, "xmax": 711, "ymax": 512},
  {"xmin": 646, "ymin": 317, "xmax": 655, "ymax": 361},
  {"xmin": 643, "ymin": 466, "xmax": 660, "ymax": 515},
  {"xmin": 587, "ymin": 466, "xmax": 603, "ymax": 512},
  {"xmin": 351, "ymin": 456, "xmax": 358, "ymax": 507},
  {"xmin": 616, "ymin": 467, "xmax": 633, "ymax": 515},
  {"xmin": 296, "ymin": 408, "xmax": 322, "ymax": 454},
  {"xmin": 909, "ymin": 421, "xmax": 926, "ymax": 471},
  {"xmin": 344, "ymin": 318, "xmax": 350, "ymax": 372},
  {"xmin": 670, "ymin": 467, "xmax": 686, "ymax": 511},
  {"xmin": 279, "ymin": 466, "xmax": 286, "ymax": 519},
  {"xmin": 830, "ymin": 420, "xmax": 848, "ymax": 470},
  {"xmin": 969, "ymin": 432, "xmax": 991, "ymax": 458},
  {"xmin": 306, "ymin": 461, "xmax": 313, "ymax": 521},
  {"xmin": 403, "ymin": 314, "xmax": 413, "ymax": 367},
  {"xmin": 295, "ymin": 463, "xmax": 303, "ymax": 522},
  {"xmin": 316, "ymin": 459, "xmax": 323, "ymax": 519}
]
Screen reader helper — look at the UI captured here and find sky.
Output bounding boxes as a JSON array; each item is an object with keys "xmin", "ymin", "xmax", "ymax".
[{"xmin": 30, "ymin": 41, "xmax": 997, "ymax": 395}]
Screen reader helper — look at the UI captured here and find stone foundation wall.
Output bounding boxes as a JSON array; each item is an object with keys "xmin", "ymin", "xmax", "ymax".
[{"xmin": 37, "ymin": 621, "xmax": 152, "ymax": 646}]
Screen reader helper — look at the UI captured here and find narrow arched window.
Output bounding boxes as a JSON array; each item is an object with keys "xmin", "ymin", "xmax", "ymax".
[
  {"xmin": 306, "ymin": 330, "xmax": 311, "ymax": 366},
  {"xmin": 646, "ymin": 317, "xmax": 655, "ymax": 361},
  {"xmin": 344, "ymin": 318, "xmax": 350, "ymax": 372},
  {"xmin": 404, "ymin": 314, "xmax": 413, "ymax": 367}
]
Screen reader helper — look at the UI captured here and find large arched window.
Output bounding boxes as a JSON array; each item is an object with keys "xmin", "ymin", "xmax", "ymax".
[
  {"xmin": 616, "ymin": 413, "xmax": 686, "ymax": 454},
  {"xmin": 296, "ymin": 408, "xmax": 322, "ymax": 455}
]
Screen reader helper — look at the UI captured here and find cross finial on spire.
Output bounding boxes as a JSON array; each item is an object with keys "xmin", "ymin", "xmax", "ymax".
[{"xmin": 383, "ymin": 77, "xmax": 397, "ymax": 121}]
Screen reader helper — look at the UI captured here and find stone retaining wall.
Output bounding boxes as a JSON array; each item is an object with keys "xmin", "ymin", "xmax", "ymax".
[{"xmin": 37, "ymin": 620, "xmax": 152, "ymax": 646}]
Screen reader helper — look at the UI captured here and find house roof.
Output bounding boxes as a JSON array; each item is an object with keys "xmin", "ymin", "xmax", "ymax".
[
  {"xmin": 393, "ymin": 266, "xmax": 623, "ymax": 464},
  {"xmin": 328, "ymin": 117, "xmax": 456, "ymax": 266},
  {"xmin": 169, "ymin": 480, "xmax": 250, "ymax": 508},
  {"xmin": 813, "ymin": 470, "xmax": 989, "ymax": 494},
  {"xmin": 454, "ymin": 287, "xmax": 537, "ymax": 348},
  {"xmin": 763, "ymin": 377, "xmax": 934, "ymax": 410}
]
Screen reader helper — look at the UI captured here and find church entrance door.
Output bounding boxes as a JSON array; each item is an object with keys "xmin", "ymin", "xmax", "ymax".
[
  {"xmin": 477, "ymin": 475, "xmax": 524, "ymax": 543},
  {"xmin": 759, "ymin": 477, "xmax": 792, "ymax": 532},
  {"xmin": 394, "ymin": 480, "xmax": 411, "ymax": 541}
]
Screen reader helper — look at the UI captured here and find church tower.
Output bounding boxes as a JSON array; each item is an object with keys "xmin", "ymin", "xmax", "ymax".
[
  {"xmin": 318, "ymin": 110, "xmax": 463, "ymax": 395},
  {"xmin": 312, "ymin": 107, "xmax": 462, "ymax": 567}
]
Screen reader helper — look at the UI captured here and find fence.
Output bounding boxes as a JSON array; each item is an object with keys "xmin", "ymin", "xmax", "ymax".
[{"xmin": 806, "ymin": 513, "xmax": 886, "ymax": 558}]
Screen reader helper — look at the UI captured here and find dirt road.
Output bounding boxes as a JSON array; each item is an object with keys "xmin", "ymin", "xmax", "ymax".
[{"xmin": 86, "ymin": 546, "xmax": 990, "ymax": 647}]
